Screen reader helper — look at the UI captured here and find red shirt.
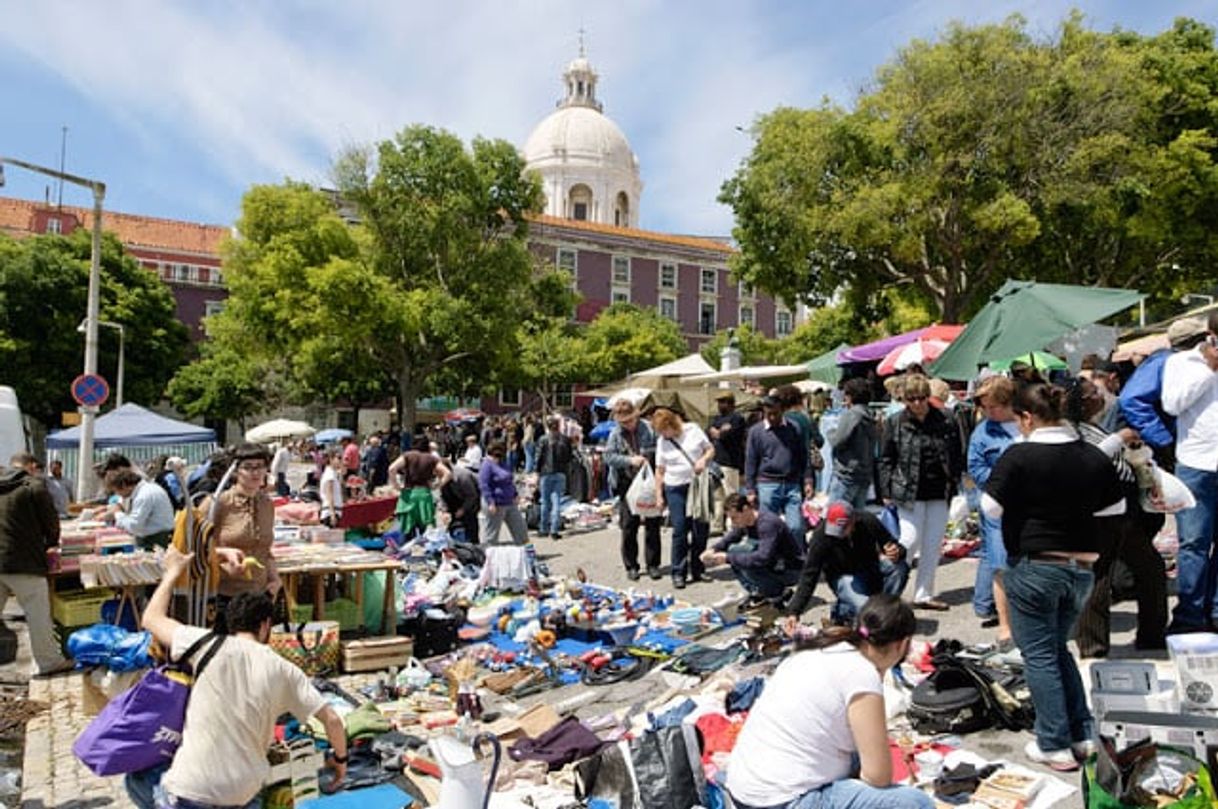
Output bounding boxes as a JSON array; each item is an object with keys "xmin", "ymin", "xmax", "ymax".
[{"xmin": 342, "ymin": 443, "xmax": 360, "ymax": 473}]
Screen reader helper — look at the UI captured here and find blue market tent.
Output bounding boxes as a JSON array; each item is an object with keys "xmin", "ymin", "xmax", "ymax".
[
  {"xmin": 46, "ymin": 403, "xmax": 217, "ymax": 484},
  {"xmin": 315, "ymin": 428, "xmax": 354, "ymax": 444}
]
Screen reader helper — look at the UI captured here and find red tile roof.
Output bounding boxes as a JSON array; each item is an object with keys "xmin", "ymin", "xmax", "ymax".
[
  {"xmin": 0, "ymin": 196, "xmax": 229, "ymax": 256},
  {"xmin": 529, "ymin": 213, "xmax": 734, "ymax": 255}
]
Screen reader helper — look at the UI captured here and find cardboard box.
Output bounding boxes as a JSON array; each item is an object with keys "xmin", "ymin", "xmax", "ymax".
[
  {"xmin": 1168, "ymin": 632, "xmax": 1218, "ymax": 713},
  {"xmin": 340, "ymin": 637, "xmax": 413, "ymax": 673}
]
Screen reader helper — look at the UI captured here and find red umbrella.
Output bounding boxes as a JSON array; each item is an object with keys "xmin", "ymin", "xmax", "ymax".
[
  {"xmin": 877, "ymin": 338, "xmax": 952, "ymax": 376},
  {"xmin": 444, "ymin": 408, "xmax": 484, "ymax": 424}
]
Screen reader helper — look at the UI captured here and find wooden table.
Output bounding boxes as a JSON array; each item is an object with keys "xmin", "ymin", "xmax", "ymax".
[{"xmin": 273, "ymin": 548, "xmax": 401, "ymax": 635}]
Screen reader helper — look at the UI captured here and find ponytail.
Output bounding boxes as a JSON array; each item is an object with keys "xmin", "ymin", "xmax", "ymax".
[{"xmin": 797, "ymin": 594, "xmax": 916, "ymax": 651}]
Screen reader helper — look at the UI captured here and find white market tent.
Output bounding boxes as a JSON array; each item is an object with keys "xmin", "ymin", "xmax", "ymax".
[
  {"xmin": 245, "ymin": 419, "xmax": 316, "ymax": 443},
  {"xmin": 683, "ymin": 364, "xmax": 811, "ymax": 384}
]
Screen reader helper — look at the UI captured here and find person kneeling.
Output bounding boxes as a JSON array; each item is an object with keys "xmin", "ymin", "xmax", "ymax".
[
  {"xmin": 700, "ymin": 494, "xmax": 804, "ymax": 602},
  {"xmin": 784, "ymin": 502, "xmax": 909, "ymax": 628},
  {"xmin": 727, "ymin": 595, "xmax": 932, "ymax": 809}
]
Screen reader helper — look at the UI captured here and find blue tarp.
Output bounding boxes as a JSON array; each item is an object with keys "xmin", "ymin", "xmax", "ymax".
[
  {"xmin": 589, "ymin": 420, "xmax": 616, "ymax": 442},
  {"xmin": 46, "ymin": 403, "xmax": 215, "ymax": 449}
]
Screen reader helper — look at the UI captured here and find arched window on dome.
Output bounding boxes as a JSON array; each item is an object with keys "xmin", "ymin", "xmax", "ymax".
[
  {"xmin": 614, "ymin": 192, "xmax": 630, "ymax": 227},
  {"xmin": 568, "ymin": 184, "xmax": 593, "ymax": 221}
]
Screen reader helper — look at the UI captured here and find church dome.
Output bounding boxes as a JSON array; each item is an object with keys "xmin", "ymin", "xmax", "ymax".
[{"xmin": 522, "ymin": 47, "xmax": 643, "ymax": 228}]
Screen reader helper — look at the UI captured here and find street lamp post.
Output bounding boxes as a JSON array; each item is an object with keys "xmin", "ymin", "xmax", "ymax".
[
  {"xmin": 77, "ymin": 319, "xmax": 124, "ymax": 406},
  {"xmin": 0, "ymin": 156, "xmax": 106, "ymax": 501}
]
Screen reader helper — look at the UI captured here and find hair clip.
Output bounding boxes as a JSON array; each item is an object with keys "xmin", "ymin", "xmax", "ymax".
[{"xmin": 857, "ymin": 625, "xmax": 870, "ymax": 638}]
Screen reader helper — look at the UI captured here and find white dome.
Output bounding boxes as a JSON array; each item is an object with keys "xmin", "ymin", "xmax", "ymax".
[{"xmin": 523, "ymin": 106, "xmax": 638, "ymax": 174}]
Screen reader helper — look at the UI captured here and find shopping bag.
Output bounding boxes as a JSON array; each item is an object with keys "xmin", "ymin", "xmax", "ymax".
[
  {"xmin": 73, "ymin": 632, "xmax": 225, "ymax": 776},
  {"xmin": 1141, "ymin": 467, "xmax": 1197, "ymax": 514},
  {"xmin": 626, "ymin": 462, "xmax": 664, "ymax": 518},
  {"xmin": 269, "ymin": 620, "xmax": 340, "ymax": 676},
  {"xmin": 629, "ymin": 725, "xmax": 700, "ymax": 809},
  {"xmin": 1082, "ymin": 741, "xmax": 1216, "ymax": 809}
]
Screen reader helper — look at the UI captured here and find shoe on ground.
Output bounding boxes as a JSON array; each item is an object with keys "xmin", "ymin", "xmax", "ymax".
[
  {"xmin": 673, "ymin": 578, "xmax": 687, "ymax": 590},
  {"xmin": 980, "ymin": 616, "xmax": 999, "ymax": 629},
  {"xmin": 647, "ymin": 566, "xmax": 662, "ymax": 580},
  {"xmin": 1025, "ymin": 740, "xmax": 1080, "ymax": 771},
  {"xmin": 33, "ymin": 659, "xmax": 75, "ymax": 679},
  {"xmin": 550, "ymin": 532, "xmax": 563, "ymax": 540},
  {"xmin": 1071, "ymin": 739, "xmax": 1097, "ymax": 761},
  {"xmin": 626, "ymin": 568, "xmax": 641, "ymax": 581},
  {"xmin": 915, "ymin": 599, "xmax": 950, "ymax": 611}
]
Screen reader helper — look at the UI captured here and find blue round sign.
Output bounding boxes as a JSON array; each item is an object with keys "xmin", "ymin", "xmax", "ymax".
[{"xmin": 72, "ymin": 373, "xmax": 110, "ymax": 407}]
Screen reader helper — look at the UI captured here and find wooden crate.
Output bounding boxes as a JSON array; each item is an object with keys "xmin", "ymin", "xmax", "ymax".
[{"xmin": 340, "ymin": 637, "xmax": 413, "ymax": 673}]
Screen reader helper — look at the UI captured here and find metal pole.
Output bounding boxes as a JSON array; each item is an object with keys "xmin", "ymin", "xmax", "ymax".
[
  {"xmin": 115, "ymin": 324, "xmax": 125, "ymax": 407},
  {"xmin": 75, "ymin": 183, "xmax": 105, "ymax": 501}
]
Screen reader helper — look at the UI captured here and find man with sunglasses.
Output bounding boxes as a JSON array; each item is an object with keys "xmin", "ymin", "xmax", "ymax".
[{"xmin": 604, "ymin": 400, "xmax": 662, "ymax": 580}]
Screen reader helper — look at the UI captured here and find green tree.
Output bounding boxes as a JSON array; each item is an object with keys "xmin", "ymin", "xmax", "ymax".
[
  {"xmin": 775, "ymin": 302, "xmax": 874, "ymax": 364},
  {"xmin": 721, "ymin": 15, "xmax": 1218, "ymax": 322},
  {"xmin": 166, "ymin": 344, "xmax": 268, "ymax": 429},
  {"xmin": 699, "ymin": 325, "xmax": 779, "ymax": 368},
  {"xmin": 0, "ymin": 230, "xmax": 187, "ymax": 427},
  {"xmin": 580, "ymin": 303, "xmax": 688, "ymax": 383}
]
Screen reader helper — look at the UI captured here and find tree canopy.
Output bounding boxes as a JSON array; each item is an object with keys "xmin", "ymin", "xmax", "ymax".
[
  {"xmin": 721, "ymin": 15, "xmax": 1218, "ymax": 322},
  {"xmin": 579, "ymin": 303, "xmax": 689, "ymax": 384},
  {"xmin": 0, "ymin": 230, "xmax": 187, "ymax": 427}
]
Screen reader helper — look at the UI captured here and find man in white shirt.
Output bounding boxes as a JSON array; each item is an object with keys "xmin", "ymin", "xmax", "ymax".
[
  {"xmin": 105, "ymin": 469, "xmax": 176, "ymax": 550},
  {"xmin": 136, "ymin": 548, "xmax": 347, "ymax": 809},
  {"xmin": 1161, "ymin": 313, "xmax": 1218, "ymax": 633},
  {"xmin": 461, "ymin": 434, "xmax": 484, "ymax": 470},
  {"xmin": 270, "ymin": 443, "xmax": 292, "ymax": 496}
]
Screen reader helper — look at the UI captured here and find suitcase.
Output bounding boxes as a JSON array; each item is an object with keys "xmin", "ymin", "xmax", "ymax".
[{"xmin": 340, "ymin": 637, "xmax": 415, "ymax": 673}]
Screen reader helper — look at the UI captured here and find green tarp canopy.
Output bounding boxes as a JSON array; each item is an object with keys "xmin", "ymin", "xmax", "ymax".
[
  {"xmin": 806, "ymin": 343, "xmax": 849, "ymax": 385},
  {"xmin": 929, "ymin": 280, "xmax": 1143, "ymax": 381}
]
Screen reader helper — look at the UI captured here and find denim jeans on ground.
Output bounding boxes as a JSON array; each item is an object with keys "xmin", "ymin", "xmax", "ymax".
[
  {"xmin": 665, "ymin": 483, "xmax": 708, "ymax": 581},
  {"xmin": 1171, "ymin": 464, "xmax": 1218, "ymax": 629},
  {"xmin": 831, "ymin": 558, "xmax": 910, "ymax": 622},
  {"xmin": 1005, "ymin": 557, "xmax": 1094, "ymax": 751},
  {"xmin": 826, "ymin": 476, "xmax": 870, "ymax": 511},
  {"xmin": 731, "ymin": 562, "xmax": 801, "ymax": 598},
  {"xmin": 733, "ymin": 777, "xmax": 933, "ymax": 809},
  {"xmin": 538, "ymin": 472, "xmax": 566, "ymax": 535},
  {"xmin": 756, "ymin": 481, "xmax": 806, "ymax": 540}
]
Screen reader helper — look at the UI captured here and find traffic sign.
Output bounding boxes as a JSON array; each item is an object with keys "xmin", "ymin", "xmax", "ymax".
[{"xmin": 71, "ymin": 374, "xmax": 110, "ymax": 408}]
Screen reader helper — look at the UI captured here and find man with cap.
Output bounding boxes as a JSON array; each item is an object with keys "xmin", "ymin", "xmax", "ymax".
[
  {"xmin": 700, "ymin": 493, "xmax": 804, "ymax": 601},
  {"xmin": 708, "ymin": 390, "xmax": 747, "ymax": 535},
  {"xmin": 1162, "ymin": 312, "xmax": 1218, "ymax": 633},
  {"xmin": 744, "ymin": 395, "xmax": 813, "ymax": 539},
  {"xmin": 782, "ymin": 502, "xmax": 909, "ymax": 629}
]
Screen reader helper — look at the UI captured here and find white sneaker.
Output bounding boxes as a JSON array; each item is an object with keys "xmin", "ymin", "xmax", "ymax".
[
  {"xmin": 1072, "ymin": 739, "xmax": 1097, "ymax": 761},
  {"xmin": 1025, "ymin": 740, "xmax": 1080, "ymax": 771}
]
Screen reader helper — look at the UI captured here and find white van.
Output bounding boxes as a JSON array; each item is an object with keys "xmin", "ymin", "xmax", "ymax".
[{"xmin": 0, "ymin": 387, "xmax": 27, "ymax": 466}]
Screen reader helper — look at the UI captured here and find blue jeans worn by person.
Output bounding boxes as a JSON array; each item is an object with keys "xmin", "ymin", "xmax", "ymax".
[
  {"xmin": 732, "ymin": 776, "xmax": 933, "ymax": 809},
  {"xmin": 827, "ymin": 476, "xmax": 869, "ymax": 511},
  {"xmin": 1171, "ymin": 464, "xmax": 1218, "ymax": 630},
  {"xmin": 665, "ymin": 483, "xmax": 709, "ymax": 583},
  {"xmin": 125, "ymin": 763, "xmax": 170, "ymax": 809},
  {"xmin": 731, "ymin": 561, "xmax": 801, "ymax": 598},
  {"xmin": 1005, "ymin": 557, "xmax": 1094, "ymax": 752},
  {"xmin": 756, "ymin": 481, "xmax": 806, "ymax": 541},
  {"xmin": 523, "ymin": 443, "xmax": 536, "ymax": 474},
  {"xmin": 155, "ymin": 784, "xmax": 261, "ymax": 809},
  {"xmin": 831, "ymin": 558, "xmax": 910, "ymax": 622},
  {"xmin": 973, "ymin": 513, "xmax": 1007, "ymax": 618},
  {"xmin": 538, "ymin": 472, "xmax": 566, "ymax": 535}
]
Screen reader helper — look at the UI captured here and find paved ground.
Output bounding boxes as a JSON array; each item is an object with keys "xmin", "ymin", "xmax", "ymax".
[{"xmin": 8, "ymin": 517, "xmax": 1162, "ymax": 808}]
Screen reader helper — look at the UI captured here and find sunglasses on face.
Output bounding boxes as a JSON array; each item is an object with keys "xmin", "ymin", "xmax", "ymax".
[
  {"xmin": 238, "ymin": 463, "xmax": 267, "ymax": 473},
  {"xmin": 905, "ymin": 395, "xmax": 928, "ymax": 403}
]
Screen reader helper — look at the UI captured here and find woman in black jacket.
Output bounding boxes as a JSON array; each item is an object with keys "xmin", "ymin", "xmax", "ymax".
[
  {"xmin": 983, "ymin": 383, "xmax": 1124, "ymax": 771},
  {"xmin": 878, "ymin": 374, "xmax": 964, "ymax": 610}
]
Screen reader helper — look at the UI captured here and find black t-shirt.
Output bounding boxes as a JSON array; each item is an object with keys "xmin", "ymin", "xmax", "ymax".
[
  {"xmin": 986, "ymin": 438, "xmax": 1124, "ymax": 559},
  {"xmin": 710, "ymin": 411, "xmax": 747, "ymax": 470}
]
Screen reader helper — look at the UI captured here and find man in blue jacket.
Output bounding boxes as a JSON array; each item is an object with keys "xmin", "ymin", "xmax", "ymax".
[{"xmin": 701, "ymin": 493, "xmax": 804, "ymax": 599}]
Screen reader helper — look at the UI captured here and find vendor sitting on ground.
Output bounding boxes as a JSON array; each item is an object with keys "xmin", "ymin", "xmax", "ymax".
[
  {"xmin": 700, "ymin": 493, "xmax": 804, "ymax": 601},
  {"xmin": 783, "ymin": 502, "xmax": 910, "ymax": 630},
  {"xmin": 727, "ymin": 594, "xmax": 931, "ymax": 809}
]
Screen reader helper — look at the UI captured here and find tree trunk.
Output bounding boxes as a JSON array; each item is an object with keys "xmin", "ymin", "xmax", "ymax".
[{"xmin": 398, "ymin": 374, "xmax": 420, "ymax": 435}]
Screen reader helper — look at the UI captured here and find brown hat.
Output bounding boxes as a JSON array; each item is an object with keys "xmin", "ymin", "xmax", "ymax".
[
  {"xmin": 714, "ymin": 390, "xmax": 735, "ymax": 402},
  {"xmin": 1168, "ymin": 317, "xmax": 1208, "ymax": 348}
]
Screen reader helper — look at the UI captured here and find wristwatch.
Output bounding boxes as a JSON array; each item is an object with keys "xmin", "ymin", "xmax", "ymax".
[{"xmin": 331, "ymin": 752, "xmax": 348, "ymax": 764}]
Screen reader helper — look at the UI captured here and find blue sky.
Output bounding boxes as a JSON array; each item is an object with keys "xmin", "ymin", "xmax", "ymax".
[{"xmin": 1, "ymin": 1, "xmax": 1211, "ymax": 236}]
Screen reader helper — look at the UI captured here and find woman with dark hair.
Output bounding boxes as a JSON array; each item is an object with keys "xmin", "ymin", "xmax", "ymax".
[
  {"xmin": 1065, "ymin": 378, "xmax": 1168, "ymax": 657},
  {"xmin": 478, "ymin": 441, "xmax": 528, "ymax": 545},
  {"xmin": 828, "ymin": 377, "xmax": 877, "ymax": 509},
  {"xmin": 728, "ymin": 595, "xmax": 929, "ymax": 809},
  {"xmin": 983, "ymin": 383, "xmax": 1125, "ymax": 770},
  {"xmin": 209, "ymin": 443, "xmax": 281, "ymax": 602}
]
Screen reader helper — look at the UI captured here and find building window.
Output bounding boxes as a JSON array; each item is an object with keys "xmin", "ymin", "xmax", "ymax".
[
  {"xmin": 569, "ymin": 184, "xmax": 593, "ymax": 221},
  {"xmin": 699, "ymin": 301, "xmax": 716, "ymax": 335},
  {"xmin": 499, "ymin": 388, "xmax": 521, "ymax": 407},
  {"xmin": 612, "ymin": 255, "xmax": 630, "ymax": 285},
  {"xmin": 659, "ymin": 296, "xmax": 677, "ymax": 322},
  {"xmin": 739, "ymin": 305, "xmax": 754, "ymax": 328},
  {"xmin": 204, "ymin": 300, "xmax": 226, "ymax": 317},
  {"xmin": 197, "ymin": 267, "xmax": 211, "ymax": 284},
  {"xmin": 660, "ymin": 262, "xmax": 677, "ymax": 289},
  {"xmin": 739, "ymin": 281, "xmax": 754, "ymax": 299},
  {"xmin": 557, "ymin": 248, "xmax": 577, "ymax": 275},
  {"xmin": 212, "ymin": 268, "xmax": 223, "ymax": 286},
  {"xmin": 554, "ymin": 385, "xmax": 574, "ymax": 408},
  {"xmin": 776, "ymin": 310, "xmax": 793, "ymax": 337},
  {"xmin": 700, "ymin": 268, "xmax": 717, "ymax": 295},
  {"xmin": 45, "ymin": 218, "xmax": 61, "ymax": 235},
  {"xmin": 612, "ymin": 289, "xmax": 630, "ymax": 304},
  {"xmin": 175, "ymin": 264, "xmax": 192, "ymax": 283}
]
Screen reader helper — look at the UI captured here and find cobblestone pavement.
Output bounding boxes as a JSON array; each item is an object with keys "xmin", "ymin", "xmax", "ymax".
[{"xmin": 13, "ymin": 518, "xmax": 1157, "ymax": 807}]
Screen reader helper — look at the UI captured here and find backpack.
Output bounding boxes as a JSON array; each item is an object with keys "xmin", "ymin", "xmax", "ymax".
[{"xmin": 907, "ymin": 651, "xmax": 1035, "ymax": 735}]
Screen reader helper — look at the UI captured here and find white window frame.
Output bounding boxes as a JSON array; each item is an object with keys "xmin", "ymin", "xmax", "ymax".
[
  {"xmin": 612, "ymin": 255, "xmax": 631, "ymax": 286},
  {"xmin": 739, "ymin": 305, "xmax": 754, "ymax": 328},
  {"xmin": 554, "ymin": 384, "xmax": 574, "ymax": 408},
  {"xmin": 659, "ymin": 262, "xmax": 677, "ymax": 290},
  {"xmin": 45, "ymin": 218, "xmax": 61, "ymax": 235},
  {"xmin": 204, "ymin": 300, "xmax": 226, "ymax": 317},
  {"xmin": 700, "ymin": 268, "xmax": 717, "ymax": 295},
  {"xmin": 211, "ymin": 268, "xmax": 223, "ymax": 286},
  {"xmin": 557, "ymin": 247, "xmax": 578, "ymax": 276},
  {"xmin": 499, "ymin": 388, "xmax": 521, "ymax": 407},
  {"xmin": 612, "ymin": 289, "xmax": 630, "ymax": 304},
  {"xmin": 699, "ymin": 301, "xmax": 717, "ymax": 336},
  {"xmin": 738, "ymin": 280, "xmax": 754, "ymax": 300},
  {"xmin": 175, "ymin": 264, "xmax": 193, "ymax": 283},
  {"xmin": 776, "ymin": 309, "xmax": 793, "ymax": 337},
  {"xmin": 659, "ymin": 296, "xmax": 678, "ymax": 323}
]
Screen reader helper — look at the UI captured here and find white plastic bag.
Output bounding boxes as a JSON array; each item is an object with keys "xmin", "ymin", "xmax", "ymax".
[
  {"xmin": 626, "ymin": 461, "xmax": 664, "ymax": 518},
  {"xmin": 947, "ymin": 494, "xmax": 969, "ymax": 525},
  {"xmin": 1141, "ymin": 467, "xmax": 1197, "ymax": 514}
]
